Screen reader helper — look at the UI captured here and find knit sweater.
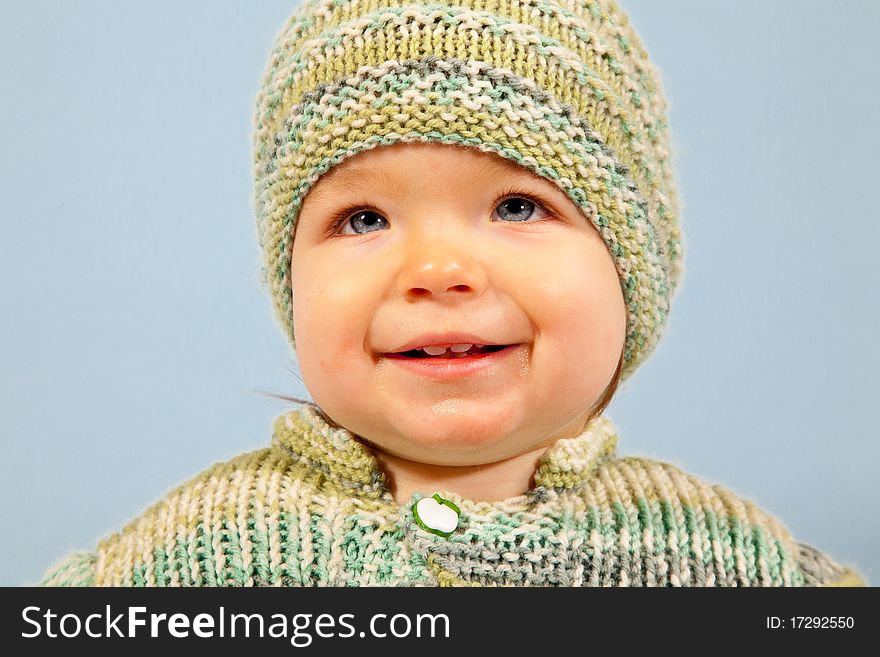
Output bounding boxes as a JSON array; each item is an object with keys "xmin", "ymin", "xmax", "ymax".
[{"xmin": 39, "ymin": 404, "xmax": 865, "ymax": 587}]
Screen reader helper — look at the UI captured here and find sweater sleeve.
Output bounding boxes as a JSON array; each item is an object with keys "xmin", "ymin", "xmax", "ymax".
[
  {"xmin": 795, "ymin": 542, "xmax": 868, "ymax": 587},
  {"xmin": 38, "ymin": 551, "xmax": 97, "ymax": 587}
]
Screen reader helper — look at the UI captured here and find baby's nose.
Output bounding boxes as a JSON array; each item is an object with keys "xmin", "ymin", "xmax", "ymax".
[{"xmin": 397, "ymin": 254, "xmax": 488, "ymax": 300}]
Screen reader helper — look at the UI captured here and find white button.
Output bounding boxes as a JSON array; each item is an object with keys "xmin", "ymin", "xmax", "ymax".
[{"xmin": 412, "ymin": 493, "xmax": 461, "ymax": 537}]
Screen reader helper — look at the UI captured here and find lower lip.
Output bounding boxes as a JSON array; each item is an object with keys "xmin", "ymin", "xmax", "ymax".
[{"xmin": 382, "ymin": 345, "xmax": 521, "ymax": 380}]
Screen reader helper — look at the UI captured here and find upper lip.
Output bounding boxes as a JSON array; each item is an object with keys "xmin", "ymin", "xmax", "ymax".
[{"xmin": 385, "ymin": 332, "xmax": 513, "ymax": 354}]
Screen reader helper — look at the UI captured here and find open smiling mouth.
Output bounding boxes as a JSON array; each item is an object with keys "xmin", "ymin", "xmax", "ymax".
[
  {"xmin": 381, "ymin": 344, "xmax": 521, "ymax": 379},
  {"xmin": 388, "ymin": 344, "xmax": 511, "ymax": 359}
]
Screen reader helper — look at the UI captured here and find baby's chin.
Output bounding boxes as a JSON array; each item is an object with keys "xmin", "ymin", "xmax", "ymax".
[{"xmin": 373, "ymin": 398, "xmax": 531, "ymax": 461}]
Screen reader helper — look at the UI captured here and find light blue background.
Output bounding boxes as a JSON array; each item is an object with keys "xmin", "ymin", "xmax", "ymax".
[{"xmin": 1, "ymin": 0, "xmax": 877, "ymax": 586}]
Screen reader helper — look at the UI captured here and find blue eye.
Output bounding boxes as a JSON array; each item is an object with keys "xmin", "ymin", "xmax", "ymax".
[
  {"xmin": 328, "ymin": 205, "xmax": 388, "ymax": 236},
  {"xmin": 327, "ymin": 190, "xmax": 555, "ymax": 237},
  {"xmin": 494, "ymin": 196, "xmax": 547, "ymax": 222},
  {"xmin": 346, "ymin": 210, "xmax": 387, "ymax": 234}
]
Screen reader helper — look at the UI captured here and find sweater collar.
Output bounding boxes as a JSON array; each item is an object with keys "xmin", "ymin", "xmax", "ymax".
[{"xmin": 271, "ymin": 403, "xmax": 619, "ymax": 501}]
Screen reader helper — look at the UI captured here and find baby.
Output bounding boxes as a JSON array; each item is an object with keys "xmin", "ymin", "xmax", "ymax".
[{"xmin": 40, "ymin": 0, "xmax": 864, "ymax": 586}]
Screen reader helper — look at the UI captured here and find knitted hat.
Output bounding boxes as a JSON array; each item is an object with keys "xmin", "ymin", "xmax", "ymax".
[{"xmin": 253, "ymin": 0, "xmax": 684, "ymax": 382}]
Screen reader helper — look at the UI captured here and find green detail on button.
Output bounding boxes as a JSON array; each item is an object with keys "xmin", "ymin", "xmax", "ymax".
[{"xmin": 412, "ymin": 493, "xmax": 461, "ymax": 538}]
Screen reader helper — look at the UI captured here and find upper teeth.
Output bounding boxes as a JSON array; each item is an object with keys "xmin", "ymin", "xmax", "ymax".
[{"xmin": 420, "ymin": 343, "xmax": 482, "ymax": 355}]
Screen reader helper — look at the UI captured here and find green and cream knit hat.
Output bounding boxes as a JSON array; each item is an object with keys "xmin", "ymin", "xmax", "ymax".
[{"xmin": 253, "ymin": 0, "xmax": 684, "ymax": 381}]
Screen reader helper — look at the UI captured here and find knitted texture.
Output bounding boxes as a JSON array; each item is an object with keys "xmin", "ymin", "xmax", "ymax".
[
  {"xmin": 39, "ymin": 404, "xmax": 864, "ymax": 587},
  {"xmin": 253, "ymin": 0, "xmax": 684, "ymax": 381}
]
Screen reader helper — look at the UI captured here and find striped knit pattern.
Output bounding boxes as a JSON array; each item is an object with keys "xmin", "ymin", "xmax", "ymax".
[
  {"xmin": 252, "ymin": 0, "xmax": 685, "ymax": 381},
  {"xmin": 39, "ymin": 404, "xmax": 864, "ymax": 587}
]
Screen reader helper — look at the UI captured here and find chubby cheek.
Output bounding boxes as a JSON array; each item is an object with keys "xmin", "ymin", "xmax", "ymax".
[
  {"xmin": 526, "ymin": 248, "xmax": 625, "ymax": 404},
  {"xmin": 291, "ymin": 264, "xmax": 377, "ymax": 409}
]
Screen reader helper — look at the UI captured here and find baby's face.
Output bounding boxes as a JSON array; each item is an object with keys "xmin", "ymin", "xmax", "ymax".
[{"xmin": 291, "ymin": 142, "xmax": 625, "ymax": 467}]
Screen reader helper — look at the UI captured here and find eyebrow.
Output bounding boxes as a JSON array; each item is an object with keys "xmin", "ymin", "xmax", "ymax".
[
  {"xmin": 317, "ymin": 165, "xmax": 398, "ymax": 191},
  {"xmin": 309, "ymin": 155, "xmax": 541, "ymax": 201}
]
